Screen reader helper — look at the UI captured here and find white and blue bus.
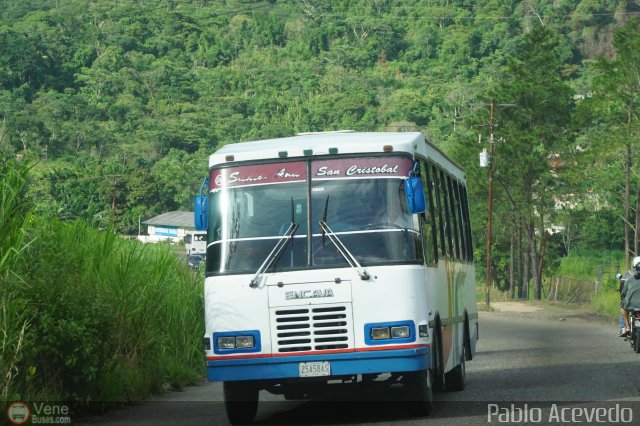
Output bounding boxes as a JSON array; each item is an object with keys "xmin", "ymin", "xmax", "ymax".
[{"xmin": 195, "ymin": 131, "xmax": 478, "ymax": 424}]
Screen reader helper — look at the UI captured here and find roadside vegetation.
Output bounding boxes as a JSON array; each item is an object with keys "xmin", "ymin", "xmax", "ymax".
[
  {"xmin": 1, "ymin": 160, "xmax": 203, "ymax": 411},
  {"xmin": 562, "ymin": 250, "xmax": 624, "ymax": 322},
  {"xmin": 480, "ymin": 249, "xmax": 625, "ymax": 322},
  {"xmin": 563, "ymin": 251, "xmax": 623, "ymax": 321}
]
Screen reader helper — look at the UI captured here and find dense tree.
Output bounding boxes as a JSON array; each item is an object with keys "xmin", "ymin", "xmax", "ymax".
[
  {"xmin": 568, "ymin": 18, "xmax": 640, "ymax": 267},
  {"xmin": 453, "ymin": 25, "xmax": 573, "ymax": 300},
  {"xmin": 0, "ymin": 0, "xmax": 639, "ymax": 286}
]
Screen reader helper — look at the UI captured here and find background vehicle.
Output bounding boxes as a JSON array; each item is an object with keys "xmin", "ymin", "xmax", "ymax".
[
  {"xmin": 195, "ymin": 131, "xmax": 479, "ymax": 424},
  {"xmin": 625, "ymin": 309, "xmax": 640, "ymax": 353},
  {"xmin": 188, "ymin": 254, "xmax": 205, "ymax": 269},
  {"xmin": 184, "ymin": 230, "xmax": 207, "ymax": 256}
]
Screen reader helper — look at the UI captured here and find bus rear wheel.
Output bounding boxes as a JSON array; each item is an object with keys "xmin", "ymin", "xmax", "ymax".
[
  {"xmin": 404, "ymin": 369, "xmax": 433, "ymax": 417},
  {"xmin": 223, "ymin": 381, "xmax": 259, "ymax": 425}
]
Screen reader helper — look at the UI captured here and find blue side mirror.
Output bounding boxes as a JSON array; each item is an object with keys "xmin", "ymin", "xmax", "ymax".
[
  {"xmin": 405, "ymin": 176, "xmax": 426, "ymax": 214},
  {"xmin": 194, "ymin": 195, "xmax": 208, "ymax": 231},
  {"xmin": 194, "ymin": 176, "xmax": 209, "ymax": 231}
]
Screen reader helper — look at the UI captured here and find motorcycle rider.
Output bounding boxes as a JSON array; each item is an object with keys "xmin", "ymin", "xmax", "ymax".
[
  {"xmin": 616, "ymin": 259, "xmax": 639, "ymax": 337},
  {"xmin": 620, "ymin": 257, "xmax": 640, "ymax": 336}
]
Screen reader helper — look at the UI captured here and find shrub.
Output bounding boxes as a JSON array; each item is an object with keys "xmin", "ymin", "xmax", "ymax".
[
  {"xmin": 2, "ymin": 160, "xmax": 204, "ymax": 410},
  {"xmin": 0, "ymin": 159, "xmax": 33, "ymax": 403},
  {"xmin": 16, "ymin": 219, "xmax": 204, "ymax": 406}
]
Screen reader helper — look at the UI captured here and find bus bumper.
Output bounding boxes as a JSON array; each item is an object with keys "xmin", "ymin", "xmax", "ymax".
[{"xmin": 206, "ymin": 346, "xmax": 430, "ymax": 382}]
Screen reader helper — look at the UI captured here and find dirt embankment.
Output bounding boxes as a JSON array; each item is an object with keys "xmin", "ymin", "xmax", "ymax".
[
  {"xmin": 490, "ymin": 301, "xmax": 542, "ymax": 313},
  {"xmin": 486, "ymin": 300, "xmax": 616, "ymax": 325}
]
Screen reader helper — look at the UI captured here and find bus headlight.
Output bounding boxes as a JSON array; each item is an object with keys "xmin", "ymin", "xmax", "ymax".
[
  {"xmin": 371, "ymin": 327, "xmax": 391, "ymax": 340},
  {"xmin": 365, "ymin": 321, "xmax": 415, "ymax": 345},
  {"xmin": 235, "ymin": 335, "xmax": 255, "ymax": 348},
  {"xmin": 213, "ymin": 330, "xmax": 261, "ymax": 353},
  {"xmin": 217, "ymin": 336, "xmax": 236, "ymax": 349},
  {"xmin": 391, "ymin": 326, "xmax": 410, "ymax": 338}
]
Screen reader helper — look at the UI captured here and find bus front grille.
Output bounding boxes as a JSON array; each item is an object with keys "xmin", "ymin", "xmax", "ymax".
[{"xmin": 271, "ymin": 304, "xmax": 354, "ymax": 353}]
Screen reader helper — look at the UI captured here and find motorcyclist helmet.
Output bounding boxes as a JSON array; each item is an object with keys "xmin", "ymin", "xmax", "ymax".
[{"xmin": 634, "ymin": 256, "xmax": 640, "ymax": 274}]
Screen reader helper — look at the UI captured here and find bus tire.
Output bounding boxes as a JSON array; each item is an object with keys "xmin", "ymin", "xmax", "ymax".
[
  {"xmin": 444, "ymin": 350, "xmax": 465, "ymax": 391},
  {"xmin": 432, "ymin": 322, "xmax": 445, "ymax": 392},
  {"xmin": 463, "ymin": 314, "xmax": 473, "ymax": 361},
  {"xmin": 223, "ymin": 381, "xmax": 259, "ymax": 425},
  {"xmin": 404, "ymin": 369, "xmax": 433, "ymax": 417}
]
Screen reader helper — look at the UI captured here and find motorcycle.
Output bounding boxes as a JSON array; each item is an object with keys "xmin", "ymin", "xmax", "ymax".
[
  {"xmin": 625, "ymin": 309, "xmax": 640, "ymax": 353},
  {"xmin": 616, "ymin": 272, "xmax": 640, "ymax": 352}
]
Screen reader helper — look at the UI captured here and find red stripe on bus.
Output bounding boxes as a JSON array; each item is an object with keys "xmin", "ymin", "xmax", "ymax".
[{"xmin": 206, "ymin": 343, "xmax": 429, "ymax": 361}]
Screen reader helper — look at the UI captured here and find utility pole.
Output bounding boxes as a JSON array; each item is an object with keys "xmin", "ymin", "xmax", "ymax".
[
  {"xmin": 475, "ymin": 100, "xmax": 515, "ymax": 307},
  {"xmin": 485, "ymin": 100, "xmax": 494, "ymax": 307}
]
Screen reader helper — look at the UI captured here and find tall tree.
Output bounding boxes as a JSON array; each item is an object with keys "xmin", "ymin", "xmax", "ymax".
[
  {"xmin": 570, "ymin": 18, "xmax": 640, "ymax": 267},
  {"xmin": 490, "ymin": 26, "xmax": 573, "ymax": 299}
]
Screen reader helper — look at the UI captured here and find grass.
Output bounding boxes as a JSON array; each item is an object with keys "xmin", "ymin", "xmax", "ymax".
[
  {"xmin": 20, "ymin": 220, "xmax": 204, "ymax": 405},
  {"xmin": 476, "ymin": 282, "xmax": 525, "ymax": 303},
  {"xmin": 556, "ymin": 250, "xmax": 623, "ymax": 281},
  {"xmin": 1, "ymin": 160, "xmax": 32, "ymax": 404},
  {"xmin": 589, "ymin": 288, "xmax": 620, "ymax": 322},
  {"xmin": 1, "ymin": 160, "xmax": 204, "ymax": 411},
  {"xmin": 559, "ymin": 251, "xmax": 623, "ymax": 322},
  {"xmin": 474, "ymin": 249, "xmax": 625, "ymax": 318}
]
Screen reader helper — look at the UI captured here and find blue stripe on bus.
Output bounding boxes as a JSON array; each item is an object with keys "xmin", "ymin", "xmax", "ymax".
[{"xmin": 206, "ymin": 346, "xmax": 430, "ymax": 382}]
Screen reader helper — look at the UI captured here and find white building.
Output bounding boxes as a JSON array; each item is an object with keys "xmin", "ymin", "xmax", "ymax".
[{"xmin": 139, "ymin": 211, "xmax": 196, "ymax": 244}]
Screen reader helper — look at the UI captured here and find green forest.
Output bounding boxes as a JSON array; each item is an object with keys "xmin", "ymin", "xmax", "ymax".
[{"xmin": 2, "ymin": 0, "xmax": 640, "ymax": 294}]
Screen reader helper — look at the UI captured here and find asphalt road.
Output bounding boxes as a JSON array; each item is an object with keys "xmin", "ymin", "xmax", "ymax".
[{"xmin": 80, "ymin": 302, "xmax": 640, "ymax": 426}]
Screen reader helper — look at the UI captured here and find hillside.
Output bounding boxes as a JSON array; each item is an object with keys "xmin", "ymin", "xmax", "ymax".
[{"xmin": 1, "ymin": 0, "xmax": 640, "ymax": 286}]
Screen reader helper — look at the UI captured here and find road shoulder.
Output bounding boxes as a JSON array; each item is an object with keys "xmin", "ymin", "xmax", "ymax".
[{"xmin": 486, "ymin": 300, "xmax": 616, "ymax": 325}]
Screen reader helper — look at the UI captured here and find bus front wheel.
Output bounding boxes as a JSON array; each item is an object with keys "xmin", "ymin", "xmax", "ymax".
[
  {"xmin": 223, "ymin": 381, "xmax": 259, "ymax": 425},
  {"xmin": 404, "ymin": 369, "xmax": 433, "ymax": 417},
  {"xmin": 444, "ymin": 349, "xmax": 466, "ymax": 391}
]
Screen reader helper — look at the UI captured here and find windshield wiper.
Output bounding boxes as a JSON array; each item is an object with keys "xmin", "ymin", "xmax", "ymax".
[
  {"xmin": 250, "ymin": 198, "xmax": 298, "ymax": 288},
  {"xmin": 318, "ymin": 195, "xmax": 370, "ymax": 281}
]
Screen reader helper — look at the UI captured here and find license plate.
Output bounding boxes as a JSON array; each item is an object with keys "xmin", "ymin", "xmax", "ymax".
[{"xmin": 299, "ymin": 361, "xmax": 330, "ymax": 377}]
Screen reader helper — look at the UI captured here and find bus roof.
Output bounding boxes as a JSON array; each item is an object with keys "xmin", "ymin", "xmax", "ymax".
[{"xmin": 209, "ymin": 131, "xmax": 464, "ymax": 181}]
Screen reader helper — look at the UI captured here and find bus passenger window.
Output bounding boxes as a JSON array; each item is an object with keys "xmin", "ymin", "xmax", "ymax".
[
  {"xmin": 447, "ymin": 175, "xmax": 461, "ymax": 260},
  {"xmin": 431, "ymin": 165, "xmax": 446, "ymax": 258},
  {"xmin": 420, "ymin": 160, "xmax": 437, "ymax": 265},
  {"xmin": 439, "ymin": 169, "xmax": 453, "ymax": 258}
]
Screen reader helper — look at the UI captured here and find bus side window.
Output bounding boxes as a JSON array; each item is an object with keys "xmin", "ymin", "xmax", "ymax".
[
  {"xmin": 446, "ymin": 174, "xmax": 461, "ymax": 260},
  {"xmin": 420, "ymin": 160, "xmax": 438, "ymax": 265},
  {"xmin": 437, "ymin": 168, "xmax": 453, "ymax": 258},
  {"xmin": 453, "ymin": 181, "xmax": 468, "ymax": 262},
  {"xmin": 461, "ymin": 185, "xmax": 473, "ymax": 261},
  {"xmin": 431, "ymin": 164, "xmax": 447, "ymax": 258}
]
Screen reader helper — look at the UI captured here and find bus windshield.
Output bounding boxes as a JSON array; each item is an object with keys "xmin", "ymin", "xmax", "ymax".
[{"xmin": 205, "ymin": 157, "xmax": 423, "ymax": 275}]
